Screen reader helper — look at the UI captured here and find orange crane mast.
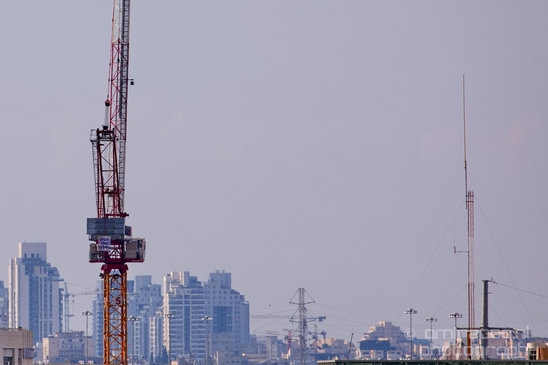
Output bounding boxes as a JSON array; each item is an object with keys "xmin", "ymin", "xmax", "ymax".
[{"xmin": 86, "ymin": 1, "xmax": 145, "ymax": 365}]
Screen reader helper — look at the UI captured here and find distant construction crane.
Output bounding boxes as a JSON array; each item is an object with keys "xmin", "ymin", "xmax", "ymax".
[
  {"xmin": 62, "ymin": 283, "xmax": 98, "ymax": 332},
  {"xmin": 62, "ymin": 283, "xmax": 71, "ymax": 332},
  {"xmin": 320, "ymin": 330, "xmax": 327, "ymax": 341},
  {"xmin": 86, "ymin": 1, "xmax": 145, "ymax": 365},
  {"xmin": 284, "ymin": 329, "xmax": 293, "ymax": 354}
]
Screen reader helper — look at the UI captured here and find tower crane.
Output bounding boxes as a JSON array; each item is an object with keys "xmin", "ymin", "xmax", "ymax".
[
  {"xmin": 62, "ymin": 283, "xmax": 71, "ymax": 333},
  {"xmin": 86, "ymin": 1, "xmax": 145, "ymax": 365},
  {"xmin": 62, "ymin": 286, "xmax": 98, "ymax": 333}
]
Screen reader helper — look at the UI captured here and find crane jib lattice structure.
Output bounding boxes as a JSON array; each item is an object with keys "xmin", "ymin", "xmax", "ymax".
[{"xmin": 86, "ymin": 1, "xmax": 146, "ymax": 365}]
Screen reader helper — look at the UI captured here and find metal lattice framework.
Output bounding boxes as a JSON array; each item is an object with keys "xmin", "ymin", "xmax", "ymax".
[
  {"xmin": 103, "ymin": 268, "xmax": 128, "ymax": 365},
  {"xmin": 88, "ymin": 2, "xmax": 137, "ymax": 365},
  {"xmin": 462, "ymin": 75, "xmax": 475, "ymax": 359},
  {"xmin": 467, "ymin": 190, "xmax": 475, "ymax": 349},
  {"xmin": 290, "ymin": 288, "xmax": 315, "ymax": 365},
  {"xmin": 91, "ymin": 127, "xmax": 122, "ymax": 218},
  {"xmin": 91, "ymin": 0, "xmax": 130, "ymax": 220},
  {"xmin": 107, "ymin": 0, "xmax": 131, "ymax": 214}
]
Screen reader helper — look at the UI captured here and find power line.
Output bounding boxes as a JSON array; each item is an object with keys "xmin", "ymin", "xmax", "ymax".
[
  {"xmin": 492, "ymin": 281, "xmax": 548, "ymax": 300},
  {"xmin": 476, "ymin": 200, "xmax": 538, "ymax": 336},
  {"xmin": 395, "ymin": 200, "xmax": 465, "ymax": 323},
  {"xmin": 494, "ymin": 284, "xmax": 548, "ymax": 323}
]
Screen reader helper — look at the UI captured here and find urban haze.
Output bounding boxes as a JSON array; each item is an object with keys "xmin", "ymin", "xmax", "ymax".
[{"xmin": 0, "ymin": 0, "xmax": 547, "ymax": 358}]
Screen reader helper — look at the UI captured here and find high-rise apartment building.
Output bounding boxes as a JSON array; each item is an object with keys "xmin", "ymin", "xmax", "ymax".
[
  {"xmin": 149, "ymin": 308, "xmax": 165, "ymax": 363},
  {"xmin": 163, "ymin": 271, "xmax": 250, "ymax": 361},
  {"xmin": 91, "ymin": 281, "xmax": 104, "ymax": 358},
  {"xmin": 128, "ymin": 275, "xmax": 163, "ymax": 363},
  {"xmin": 204, "ymin": 271, "xmax": 250, "ymax": 353},
  {"xmin": 164, "ymin": 272, "xmax": 207, "ymax": 360},
  {"xmin": 0, "ymin": 281, "xmax": 9, "ymax": 328},
  {"xmin": 8, "ymin": 242, "xmax": 63, "ymax": 345}
]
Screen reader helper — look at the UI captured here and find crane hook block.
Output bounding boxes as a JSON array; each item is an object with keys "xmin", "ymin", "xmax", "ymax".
[{"xmin": 105, "ymin": 99, "xmax": 110, "ymax": 107}]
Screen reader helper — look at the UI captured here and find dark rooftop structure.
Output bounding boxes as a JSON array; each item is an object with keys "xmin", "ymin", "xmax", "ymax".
[{"xmin": 318, "ymin": 360, "xmax": 548, "ymax": 365}]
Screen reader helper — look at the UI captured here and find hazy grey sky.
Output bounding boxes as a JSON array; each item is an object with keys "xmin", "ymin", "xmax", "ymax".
[{"xmin": 1, "ymin": 1, "xmax": 548, "ymax": 342}]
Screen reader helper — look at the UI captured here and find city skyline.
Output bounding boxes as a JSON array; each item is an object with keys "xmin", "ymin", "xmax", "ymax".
[
  {"xmin": 3, "ymin": 241, "xmax": 544, "ymax": 348},
  {"xmin": 1, "ymin": 1, "xmax": 547, "ymax": 344}
]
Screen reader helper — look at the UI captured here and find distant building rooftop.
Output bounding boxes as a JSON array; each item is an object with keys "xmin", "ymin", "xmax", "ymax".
[{"xmin": 319, "ymin": 361, "xmax": 548, "ymax": 365}]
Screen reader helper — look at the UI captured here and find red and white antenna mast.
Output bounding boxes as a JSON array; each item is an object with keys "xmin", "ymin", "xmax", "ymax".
[
  {"xmin": 463, "ymin": 75, "xmax": 475, "ymax": 359},
  {"xmin": 87, "ymin": 1, "xmax": 145, "ymax": 365}
]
